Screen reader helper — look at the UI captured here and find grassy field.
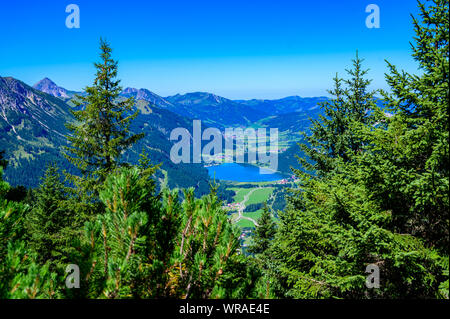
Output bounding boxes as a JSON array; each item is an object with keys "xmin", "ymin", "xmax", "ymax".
[
  {"xmin": 228, "ymin": 184, "xmax": 276, "ymax": 206},
  {"xmin": 246, "ymin": 187, "xmax": 274, "ymax": 205},
  {"xmin": 229, "ymin": 187, "xmax": 252, "ymax": 203}
]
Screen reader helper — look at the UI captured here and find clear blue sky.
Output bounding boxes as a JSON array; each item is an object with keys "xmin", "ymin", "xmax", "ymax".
[{"xmin": 0, "ymin": 0, "xmax": 420, "ymax": 99}]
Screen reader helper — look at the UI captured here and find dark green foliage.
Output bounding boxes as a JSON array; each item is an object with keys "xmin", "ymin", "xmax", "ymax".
[
  {"xmin": 26, "ymin": 165, "xmax": 81, "ymax": 276},
  {"xmin": 377, "ymin": 0, "xmax": 449, "ymax": 252},
  {"xmin": 0, "ymin": 156, "xmax": 59, "ymax": 299},
  {"xmin": 75, "ymin": 169, "xmax": 254, "ymax": 298},
  {"xmin": 0, "ymin": 150, "xmax": 7, "ymax": 170},
  {"xmin": 248, "ymin": 203, "xmax": 276, "ymax": 256},
  {"xmin": 0, "ymin": 151, "xmax": 9, "ymax": 198},
  {"xmin": 81, "ymin": 166, "xmax": 174, "ymax": 298},
  {"xmin": 269, "ymin": 0, "xmax": 449, "ymax": 299},
  {"xmin": 277, "ymin": 142, "xmax": 304, "ymax": 175},
  {"xmin": 172, "ymin": 187, "xmax": 245, "ymax": 298},
  {"xmin": 5, "ymin": 185, "xmax": 27, "ymax": 203},
  {"xmin": 244, "ymin": 202, "xmax": 264, "ymax": 212},
  {"xmin": 216, "ymin": 183, "xmax": 236, "ymax": 203},
  {"xmin": 247, "ymin": 203, "xmax": 277, "ymax": 298},
  {"xmin": 269, "ymin": 189, "xmax": 287, "ymax": 214}
]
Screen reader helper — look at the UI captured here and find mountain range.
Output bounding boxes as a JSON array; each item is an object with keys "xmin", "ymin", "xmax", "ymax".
[
  {"xmin": 120, "ymin": 88, "xmax": 325, "ymax": 127},
  {"xmin": 0, "ymin": 76, "xmax": 326, "ymax": 192},
  {"xmin": 31, "ymin": 77, "xmax": 326, "ymax": 125}
]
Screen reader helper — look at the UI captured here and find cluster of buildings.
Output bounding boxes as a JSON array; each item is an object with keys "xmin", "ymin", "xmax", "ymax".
[
  {"xmin": 276, "ymin": 175, "xmax": 299, "ymax": 185},
  {"xmin": 225, "ymin": 202, "xmax": 241, "ymax": 210},
  {"xmin": 277, "ymin": 179, "xmax": 290, "ymax": 185}
]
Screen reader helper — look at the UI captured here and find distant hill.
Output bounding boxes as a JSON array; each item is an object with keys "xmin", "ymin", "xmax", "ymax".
[
  {"xmin": 120, "ymin": 89, "xmax": 327, "ymax": 129},
  {"xmin": 123, "ymin": 98, "xmax": 212, "ymax": 194},
  {"xmin": 235, "ymin": 96, "xmax": 328, "ymax": 115},
  {"xmin": 257, "ymin": 108, "xmax": 321, "ymax": 133},
  {"xmin": 121, "ymin": 87, "xmax": 174, "ymax": 109},
  {"xmin": 164, "ymin": 92, "xmax": 267, "ymax": 127},
  {"xmin": 120, "ymin": 89, "xmax": 269, "ymax": 127}
]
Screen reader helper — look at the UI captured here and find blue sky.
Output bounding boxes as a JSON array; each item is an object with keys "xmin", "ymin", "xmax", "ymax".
[{"xmin": 0, "ymin": 0, "xmax": 420, "ymax": 99}]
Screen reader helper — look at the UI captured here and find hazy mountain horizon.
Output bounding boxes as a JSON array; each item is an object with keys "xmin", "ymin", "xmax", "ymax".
[{"xmin": 7, "ymin": 76, "xmax": 331, "ymax": 102}]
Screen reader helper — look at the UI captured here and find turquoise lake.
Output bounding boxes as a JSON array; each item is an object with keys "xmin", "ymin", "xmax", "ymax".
[{"xmin": 206, "ymin": 163, "xmax": 283, "ymax": 182}]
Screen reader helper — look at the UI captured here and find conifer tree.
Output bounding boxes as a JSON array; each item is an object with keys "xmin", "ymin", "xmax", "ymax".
[
  {"xmin": 64, "ymin": 39, "xmax": 143, "ymax": 196},
  {"xmin": 300, "ymin": 52, "xmax": 376, "ymax": 175},
  {"xmin": 172, "ymin": 186, "xmax": 249, "ymax": 298},
  {"xmin": 26, "ymin": 165, "xmax": 80, "ymax": 275},
  {"xmin": 0, "ymin": 151, "xmax": 9, "ymax": 198},
  {"xmin": 0, "ymin": 155, "xmax": 58, "ymax": 299},
  {"xmin": 248, "ymin": 202, "xmax": 276, "ymax": 256},
  {"xmin": 376, "ymin": 0, "xmax": 449, "ymax": 251},
  {"xmin": 82, "ymin": 166, "xmax": 178, "ymax": 298},
  {"xmin": 248, "ymin": 203, "xmax": 277, "ymax": 299},
  {"xmin": 270, "ymin": 0, "xmax": 448, "ymax": 299}
]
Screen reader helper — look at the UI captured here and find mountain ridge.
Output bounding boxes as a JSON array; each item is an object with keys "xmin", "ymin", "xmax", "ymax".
[{"xmin": 32, "ymin": 78, "xmax": 328, "ymax": 122}]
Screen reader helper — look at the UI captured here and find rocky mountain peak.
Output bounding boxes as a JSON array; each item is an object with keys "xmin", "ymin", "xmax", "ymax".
[{"xmin": 33, "ymin": 78, "xmax": 70, "ymax": 99}]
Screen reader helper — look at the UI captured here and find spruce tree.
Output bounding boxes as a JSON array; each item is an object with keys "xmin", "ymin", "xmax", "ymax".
[
  {"xmin": 270, "ymin": 0, "xmax": 448, "ymax": 299},
  {"xmin": 0, "ymin": 151, "xmax": 9, "ymax": 198},
  {"xmin": 248, "ymin": 203, "xmax": 277, "ymax": 299},
  {"xmin": 64, "ymin": 39, "xmax": 143, "ymax": 196},
  {"xmin": 377, "ymin": 0, "xmax": 449, "ymax": 251},
  {"xmin": 299, "ymin": 52, "xmax": 376, "ymax": 176},
  {"xmin": 248, "ymin": 202, "xmax": 276, "ymax": 256},
  {"xmin": 0, "ymin": 155, "xmax": 58, "ymax": 299},
  {"xmin": 26, "ymin": 165, "xmax": 80, "ymax": 274}
]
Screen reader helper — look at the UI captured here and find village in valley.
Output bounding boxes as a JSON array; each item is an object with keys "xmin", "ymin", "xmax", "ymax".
[{"xmin": 220, "ymin": 174, "xmax": 299, "ymax": 249}]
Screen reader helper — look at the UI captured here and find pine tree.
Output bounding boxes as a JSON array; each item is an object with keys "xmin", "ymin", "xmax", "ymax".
[
  {"xmin": 377, "ymin": 0, "xmax": 449, "ymax": 251},
  {"xmin": 248, "ymin": 203, "xmax": 277, "ymax": 299},
  {"xmin": 172, "ymin": 186, "xmax": 249, "ymax": 298},
  {"xmin": 299, "ymin": 52, "xmax": 377, "ymax": 176},
  {"xmin": 248, "ymin": 202, "xmax": 276, "ymax": 256},
  {"xmin": 0, "ymin": 155, "xmax": 58, "ymax": 299},
  {"xmin": 0, "ymin": 151, "xmax": 9, "ymax": 198},
  {"xmin": 26, "ymin": 165, "xmax": 80, "ymax": 274},
  {"xmin": 82, "ymin": 166, "xmax": 178, "ymax": 298},
  {"xmin": 270, "ymin": 0, "xmax": 449, "ymax": 299},
  {"xmin": 64, "ymin": 39, "xmax": 143, "ymax": 197}
]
